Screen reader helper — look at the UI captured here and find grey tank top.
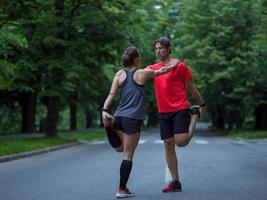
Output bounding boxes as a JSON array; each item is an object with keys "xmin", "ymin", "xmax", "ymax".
[{"xmin": 114, "ymin": 69, "xmax": 145, "ymax": 120}]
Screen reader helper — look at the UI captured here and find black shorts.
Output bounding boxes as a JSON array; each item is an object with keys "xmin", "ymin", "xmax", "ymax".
[
  {"xmin": 113, "ymin": 117, "xmax": 143, "ymax": 134},
  {"xmin": 159, "ymin": 109, "xmax": 191, "ymax": 140}
]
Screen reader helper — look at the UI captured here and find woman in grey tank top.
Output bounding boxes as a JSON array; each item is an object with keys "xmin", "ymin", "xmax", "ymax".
[{"xmin": 102, "ymin": 47, "xmax": 178, "ymax": 198}]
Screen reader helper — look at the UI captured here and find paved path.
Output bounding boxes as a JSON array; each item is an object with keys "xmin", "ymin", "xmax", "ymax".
[{"xmin": 0, "ymin": 125, "xmax": 267, "ymax": 200}]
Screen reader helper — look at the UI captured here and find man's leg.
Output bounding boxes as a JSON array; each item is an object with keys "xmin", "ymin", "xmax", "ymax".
[
  {"xmin": 188, "ymin": 112, "xmax": 199, "ymax": 141},
  {"xmin": 174, "ymin": 108, "xmax": 200, "ymax": 147},
  {"xmin": 162, "ymin": 137, "xmax": 182, "ymax": 192},
  {"xmin": 164, "ymin": 137, "xmax": 179, "ymax": 180},
  {"xmin": 160, "ymin": 113, "xmax": 182, "ymax": 193}
]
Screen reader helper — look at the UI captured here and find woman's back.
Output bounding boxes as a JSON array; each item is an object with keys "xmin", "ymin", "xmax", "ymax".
[{"xmin": 114, "ymin": 69, "xmax": 145, "ymax": 120}]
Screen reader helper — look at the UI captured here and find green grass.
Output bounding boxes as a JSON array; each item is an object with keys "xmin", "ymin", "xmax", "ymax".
[
  {"xmin": 0, "ymin": 130, "xmax": 106, "ymax": 157},
  {"xmin": 208, "ymin": 126, "xmax": 267, "ymax": 139},
  {"xmin": 60, "ymin": 130, "xmax": 106, "ymax": 141},
  {"xmin": 225, "ymin": 130, "xmax": 267, "ymax": 139}
]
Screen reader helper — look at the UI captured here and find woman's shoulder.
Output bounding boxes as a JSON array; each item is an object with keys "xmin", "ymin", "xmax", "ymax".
[
  {"xmin": 115, "ymin": 69, "xmax": 125, "ymax": 77},
  {"xmin": 115, "ymin": 69, "xmax": 127, "ymax": 85}
]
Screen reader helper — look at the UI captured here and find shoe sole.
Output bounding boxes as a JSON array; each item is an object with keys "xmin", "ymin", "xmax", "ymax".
[
  {"xmin": 162, "ymin": 188, "xmax": 182, "ymax": 193},
  {"xmin": 116, "ymin": 194, "xmax": 136, "ymax": 198},
  {"xmin": 116, "ymin": 195, "xmax": 136, "ymax": 198}
]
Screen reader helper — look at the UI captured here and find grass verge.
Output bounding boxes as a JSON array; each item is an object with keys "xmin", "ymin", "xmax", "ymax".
[
  {"xmin": 225, "ymin": 130, "xmax": 267, "ymax": 139},
  {"xmin": 210, "ymin": 127, "xmax": 267, "ymax": 139},
  {"xmin": 0, "ymin": 130, "xmax": 106, "ymax": 157}
]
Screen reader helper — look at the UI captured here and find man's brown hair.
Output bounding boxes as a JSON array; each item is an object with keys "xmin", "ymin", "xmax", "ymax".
[{"xmin": 154, "ymin": 36, "xmax": 172, "ymax": 54}]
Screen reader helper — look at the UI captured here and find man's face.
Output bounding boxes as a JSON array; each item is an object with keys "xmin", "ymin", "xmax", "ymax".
[{"xmin": 155, "ymin": 42, "xmax": 170, "ymax": 61}]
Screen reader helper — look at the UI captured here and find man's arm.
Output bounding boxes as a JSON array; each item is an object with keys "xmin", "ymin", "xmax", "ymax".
[{"xmin": 186, "ymin": 79, "xmax": 206, "ymax": 114}]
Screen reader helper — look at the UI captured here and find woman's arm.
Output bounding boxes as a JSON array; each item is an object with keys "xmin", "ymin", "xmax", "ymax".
[
  {"xmin": 144, "ymin": 59, "xmax": 179, "ymax": 78},
  {"xmin": 134, "ymin": 59, "xmax": 179, "ymax": 85},
  {"xmin": 102, "ymin": 72, "xmax": 120, "ymax": 126}
]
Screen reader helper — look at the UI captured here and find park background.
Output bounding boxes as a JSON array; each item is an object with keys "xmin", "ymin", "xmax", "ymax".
[{"xmin": 0, "ymin": 0, "xmax": 266, "ymax": 140}]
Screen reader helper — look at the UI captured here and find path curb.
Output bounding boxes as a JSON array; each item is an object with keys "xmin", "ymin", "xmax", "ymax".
[{"xmin": 0, "ymin": 142, "xmax": 81, "ymax": 163}]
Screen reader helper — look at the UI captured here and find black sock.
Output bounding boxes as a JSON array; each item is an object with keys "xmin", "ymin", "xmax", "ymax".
[{"xmin": 119, "ymin": 160, "xmax": 133, "ymax": 190}]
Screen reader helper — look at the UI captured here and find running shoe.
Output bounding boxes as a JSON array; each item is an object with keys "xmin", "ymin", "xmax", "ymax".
[
  {"xmin": 116, "ymin": 188, "xmax": 136, "ymax": 198},
  {"xmin": 162, "ymin": 179, "xmax": 182, "ymax": 193}
]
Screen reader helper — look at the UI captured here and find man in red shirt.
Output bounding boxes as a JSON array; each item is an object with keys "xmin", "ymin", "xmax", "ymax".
[{"xmin": 147, "ymin": 36, "xmax": 206, "ymax": 193}]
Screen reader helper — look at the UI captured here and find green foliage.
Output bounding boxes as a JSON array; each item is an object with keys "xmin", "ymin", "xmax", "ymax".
[
  {"xmin": 0, "ymin": 0, "xmax": 169, "ymax": 132},
  {"xmin": 0, "ymin": 23, "xmax": 28, "ymax": 90},
  {"xmin": 0, "ymin": 105, "xmax": 21, "ymax": 134},
  {"xmin": 0, "ymin": 0, "xmax": 265, "ymax": 133},
  {"xmin": 0, "ymin": 61, "xmax": 17, "ymax": 90},
  {"xmin": 172, "ymin": 0, "xmax": 265, "ymax": 129}
]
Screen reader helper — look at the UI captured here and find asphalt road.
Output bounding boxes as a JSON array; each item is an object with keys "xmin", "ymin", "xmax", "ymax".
[{"xmin": 0, "ymin": 125, "xmax": 267, "ymax": 200}]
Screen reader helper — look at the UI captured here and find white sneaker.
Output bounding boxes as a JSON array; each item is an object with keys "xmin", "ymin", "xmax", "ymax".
[{"xmin": 116, "ymin": 188, "xmax": 135, "ymax": 198}]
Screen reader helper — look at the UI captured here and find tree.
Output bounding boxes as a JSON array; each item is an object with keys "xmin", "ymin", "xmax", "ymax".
[
  {"xmin": 254, "ymin": 0, "xmax": 267, "ymax": 129},
  {"xmin": 172, "ymin": 0, "xmax": 263, "ymax": 130}
]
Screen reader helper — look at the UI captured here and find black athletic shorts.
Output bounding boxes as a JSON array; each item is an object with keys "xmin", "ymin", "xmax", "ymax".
[
  {"xmin": 113, "ymin": 117, "xmax": 143, "ymax": 134},
  {"xmin": 159, "ymin": 109, "xmax": 191, "ymax": 140}
]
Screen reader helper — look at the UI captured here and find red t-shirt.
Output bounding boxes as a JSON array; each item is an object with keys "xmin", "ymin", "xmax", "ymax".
[{"xmin": 147, "ymin": 61, "xmax": 192, "ymax": 113}]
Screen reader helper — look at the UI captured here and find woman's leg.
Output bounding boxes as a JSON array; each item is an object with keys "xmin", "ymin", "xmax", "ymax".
[
  {"xmin": 119, "ymin": 132, "xmax": 140, "ymax": 190},
  {"xmin": 114, "ymin": 130, "xmax": 124, "ymax": 152}
]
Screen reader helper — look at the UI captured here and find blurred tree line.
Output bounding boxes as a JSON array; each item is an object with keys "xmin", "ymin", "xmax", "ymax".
[
  {"xmin": 172, "ymin": 0, "xmax": 267, "ymax": 130},
  {"xmin": 0, "ymin": 0, "xmax": 266, "ymax": 137}
]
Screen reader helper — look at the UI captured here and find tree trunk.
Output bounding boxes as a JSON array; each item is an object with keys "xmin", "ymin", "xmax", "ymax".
[
  {"xmin": 39, "ymin": 117, "xmax": 46, "ymax": 132},
  {"xmin": 255, "ymin": 104, "xmax": 267, "ymax": 130},
  {"xmin": 262, "ymin": 108, "xmax": 267, "ymax": 130},
  {"xmin": 18, "ymin": 92, "xmax": 37, "ymax": 133},
  {"xmin": 44, "ymin": 0, "xmax": 64, "ymax": 137},
  {"xmin": 215, "ymin": 105, "xmax": 225, "ymax": 129},
  {"xmin": 227, "ymin": 111, "xmax": 242, "ymax": 130},
  {"xmin": 45, "ymin": 96, "xmax": 60, "ymax": 137},
  {"xmin": 54, "ymin": 0, "xmax": 64, "ymax": 17},
  {"xmin": 85, "ymin": 111, "xmax": 92, "ymax": 129},
  {"xmin": 70, "ymin": 103, "xmax": 77, "ymax": 130},
  {"xmin": 211, "ymin": 111, "xmax": 216, "ymax": 127}
]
